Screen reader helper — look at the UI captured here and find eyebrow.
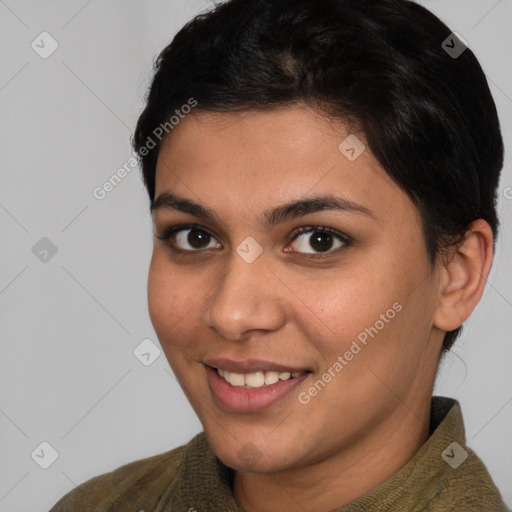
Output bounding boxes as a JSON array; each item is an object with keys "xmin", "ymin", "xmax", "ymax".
[{"xmin": 151, "ymin": 191, "xmax": 376, "ymax": 230}]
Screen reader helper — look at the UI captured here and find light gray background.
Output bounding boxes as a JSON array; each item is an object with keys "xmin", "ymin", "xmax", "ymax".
[{"xmin": 0, "ymin": 1, "xmax": 511, "ymax": 511}]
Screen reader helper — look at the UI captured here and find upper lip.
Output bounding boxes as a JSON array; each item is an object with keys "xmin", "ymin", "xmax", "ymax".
[{"xmin": 204, "ymin": 358, "xmax": 310, "ymax": 374}]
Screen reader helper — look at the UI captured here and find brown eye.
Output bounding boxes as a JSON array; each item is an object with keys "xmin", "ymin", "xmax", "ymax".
[
  {"xmin": 288, "ymin": 227, "xmax": 349, "ymax": 255},
  {"xmin": 174, "ymin": 227, "xmax": 221, "ymax": 251}
]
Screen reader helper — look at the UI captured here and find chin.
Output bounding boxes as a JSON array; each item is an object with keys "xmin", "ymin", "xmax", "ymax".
[
  {"xmin": 204, "ymin": 426, "xmax": 303, "ymax": 474},
  {"xmin": 216, "ymin": 445, "xmax": 291, "ymax": 474}
]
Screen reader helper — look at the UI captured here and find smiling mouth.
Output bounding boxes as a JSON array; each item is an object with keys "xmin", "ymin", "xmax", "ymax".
[{"xmin": 215, "ymin": 368, "xmax": 308, "ymax": 389}]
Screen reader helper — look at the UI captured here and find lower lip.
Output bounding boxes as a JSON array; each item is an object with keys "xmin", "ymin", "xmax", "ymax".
[{"xmin": 206, "ymin": 365, "xmax": 310, "ymax": 412}]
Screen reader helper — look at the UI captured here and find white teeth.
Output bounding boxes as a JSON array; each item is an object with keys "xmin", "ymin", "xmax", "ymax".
[
  {"xmin": 245, "ymin": 372, "xmax": 265, "ymax": 387},
  {"xmin": 216, "ymin": 368, "xmax": 303, "ymax": 388},
  {"xmin": 264, "ymin": 371, "xmax": 279, "ymax": 385},
  {"xmin": 227, "ymin": 372, "xmax": 245, "ymax": 387}
]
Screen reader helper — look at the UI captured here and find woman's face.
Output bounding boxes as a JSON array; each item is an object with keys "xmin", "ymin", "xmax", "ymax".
[{"xmin": 148, "ymin": 105, "xmax": 444, "ymax": 473}]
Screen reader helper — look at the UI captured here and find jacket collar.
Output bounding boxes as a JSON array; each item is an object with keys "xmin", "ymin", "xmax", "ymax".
[{"xmin": 156, "ymin": 396, "xmax": 463, "ymax": 511}]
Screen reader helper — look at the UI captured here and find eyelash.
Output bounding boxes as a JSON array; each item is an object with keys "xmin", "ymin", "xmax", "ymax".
[{"xmin": 155, "ymin": 223, "xmax": 351, "ymax": 258}]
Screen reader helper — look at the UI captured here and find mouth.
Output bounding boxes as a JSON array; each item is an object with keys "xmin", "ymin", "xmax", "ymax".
[
  {"xmin": 204, "ymin": 359, "xmax": 312, "ymax": 412},
  {"xmin": 215, "ymin": 367, "xmax": 305, "ymax": 388}
]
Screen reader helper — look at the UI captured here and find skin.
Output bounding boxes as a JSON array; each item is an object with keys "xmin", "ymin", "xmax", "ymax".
[{"xmin": 148, "ymin": 105, "xmax": 493, "ymax": 512}]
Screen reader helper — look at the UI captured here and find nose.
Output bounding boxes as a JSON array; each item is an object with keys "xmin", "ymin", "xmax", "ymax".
[{"xmin": 203, "ymin": 249, "xmax": 287, "ymax": 341}]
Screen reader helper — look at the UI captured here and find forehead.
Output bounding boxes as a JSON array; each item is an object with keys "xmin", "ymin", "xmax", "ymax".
[{"xmin": 154, "ymin": 106, "xmax": 410, "ymax": 224}]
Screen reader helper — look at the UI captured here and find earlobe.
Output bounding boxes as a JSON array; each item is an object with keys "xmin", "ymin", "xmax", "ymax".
[{"xmin": 433, "ymin": 219, "xmax": 494, "ymax": 332}]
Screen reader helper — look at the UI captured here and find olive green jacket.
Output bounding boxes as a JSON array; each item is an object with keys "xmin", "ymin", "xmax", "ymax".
[{"xmin": 50, "ymin": 396, "xmax": 509, "ymax": 511}]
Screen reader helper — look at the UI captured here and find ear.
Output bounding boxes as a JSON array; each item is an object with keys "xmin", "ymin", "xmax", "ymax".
[{"xmin": 433, "ymin": 219, "xmax": 494, "ymax": 332}]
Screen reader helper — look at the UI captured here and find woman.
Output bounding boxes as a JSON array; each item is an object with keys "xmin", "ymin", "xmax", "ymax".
[{"xmin": 50, "ymin": 0, "xmax": 509, "ymax": 510}]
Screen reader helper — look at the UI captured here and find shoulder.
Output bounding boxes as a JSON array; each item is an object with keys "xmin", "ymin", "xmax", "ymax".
[
  {"xmin": 49, "ymin": 442, "xmax": 186, "ymax": 512},
  {"xmin": 426, "ymin": 445, "xmax": 509, "ymax": 511},
  {"xmin": 422, "ymin": 398, "xmax": 509, "ymax": 511}
]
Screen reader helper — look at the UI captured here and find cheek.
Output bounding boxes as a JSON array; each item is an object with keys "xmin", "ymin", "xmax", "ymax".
[
  {"xmin": 147, "ymin": 259, "xmax": 171, "ymax": 335},
  {"xmin": 301, "ymin": 251, "xmax": 429, "ymax": 373},
  {"xmin": 293, "ymin": 261, "xmax": 400, "ymax": 341},
  {"xmin": 147, "ymin": 261, "xmax": 210, "ymax": 391},
  {"xmin": 147, "ymin": 256, "xmax": 201, "ymax": 351},
  {"xmin": 306, "ymin": 293, "xmax": 402, "ymax": 381}
]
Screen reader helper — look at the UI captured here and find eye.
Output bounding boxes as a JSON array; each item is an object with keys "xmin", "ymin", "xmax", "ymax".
[
  {"xmin": 156, "ymin": 223, "xmax": 350, "ymax": 257},
  {"xmin": 286, "ymin": 226, "xmax": 350, "ymax": 255},
  {"xmin": 156, "ymin": 224, "xmax": 221, "ymax": 252}
]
